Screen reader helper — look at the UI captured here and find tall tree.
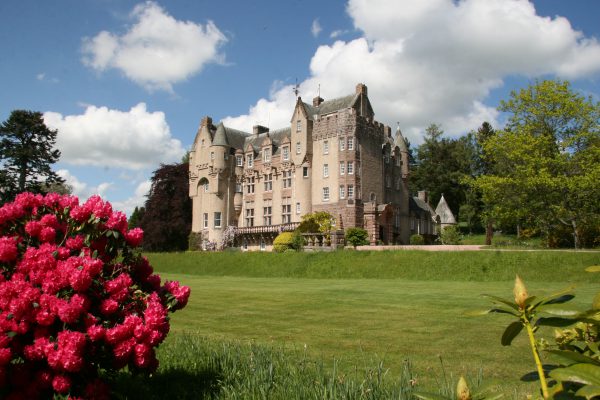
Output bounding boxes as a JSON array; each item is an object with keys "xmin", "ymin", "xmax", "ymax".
[
  {"xmin": 472, "ymin": 80, "xmax": 600, "ymax": 248},
  {"xmin": 0, "ymin": 110, "xmax": 64, "ymax": 202},
  {"xmin": 410, "ymin": 124, "xmax": 475, "ymax": 215},
  {"xmin": 128, "ymin": 206, "xmax": 146, "ymax": 229},
  {"xmin": 140, "ymin": 162, "xmax": 191, "ymax": 252}
]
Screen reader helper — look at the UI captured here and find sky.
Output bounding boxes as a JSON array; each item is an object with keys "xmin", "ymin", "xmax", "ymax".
[{"xmin": 1, "ymin": 0, "xmax": 600, "ymax": 215}]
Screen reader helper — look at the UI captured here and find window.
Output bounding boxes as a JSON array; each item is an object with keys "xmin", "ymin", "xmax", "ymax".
[
  {"xmin": 246, "ymin": 177, "xmax": 255, "ymax": 194},
  {"xmin": 347, "ymin": 161, "xmax": 354, "ymax": 175},
  {"xmin": 386, "ymin": 175, "xmax": 391, "ymax": 188},
  {"xmin": 236, "ymin": 155, "xmax": 243, "ymax": 167},
  {"xmin": 245, "ymin": 202, "xmax": 254, "ymax": 227},
  {"xmin": 323, "ymin": 187, "xmax": 330, "ymax": 201},
  {"xmin": 347, "ymin": 185, "xmax": 354, "ymax": 199},
  {"xmin": 224, "ymin": 152, "xmax": 228, "ymax": 160},
  {"xmin": 263, "ymin": 201, "xmax": 272, "ymax": 225},
  {"xmin": 296, "ymin": 120, "xmax": 301, "ymax": 132},
  {"xmin": 347, "ymin": 137, "xmax": 354, "ymax": 150},
  {"xmin": 395, "ymin": 178, "xmax": 401, "ymax": 190},
  {"xmin": 263, "ymin": 148, "xmax": 271, "ymax": 163},
  {"xmin": 303, "ymin": 167, "xmax": 309, "ymax": 178},
  {"xmin": 282, "ymin": 197, "xmax": 291, "ymax": 223},
  {"xmin": 214, "ymin": 212, "xmax": 222, "ymax": 228},
  {"xmin": 339, "ymin": 138, "xmax": 345, "ymax": 151},
  {"xmin": 323, "ymin": 140, "xmax": 329, "ymax": 154},
  {"xmin": 235, "ymin": 182, "xmax": 242, "ymax": 193},
  {"xmin": 203, "ymin": 213, "xmax": 208, "ymax": 229},
  {"xmin": 296, "ymin": 142, "xmax": 301, "ymax": 154},
  {"xmin": 396, "ymin": 156, "xmax": 401, "ymax": 167},
  {"xmin": 296, "ymin": 202, "xmax": 301, "ymax": 214},
  {"xmin": 201, "ymin": 139, "xmax": 205, "ymax": 147},
  {"xmin": 339, "ymin": 185, "xmax": 345, "ymax": 199},
  {"xmin": 264, "ymin": 173, "xmax": 273, "ymax": 191},
  {"xmin": 339, "ymin": 161, "xmax": 345, "ymax": 175},
  {"xmin": 203, "ymin": 182, "xmax": 209, "ymax": 192},
  {"xmin": 283, "ymin": 170, "xmax": 292, "ymax": 188},
  {"xmin": 282, "ymin": 146, "xmax": 289, "ymax": 161},
  {"xmin": 247, "ymin": 153, "xmax": 254, "ymax": 167},
  {"xmin": 323, "ymin": 163, "xmax": 329, "ymax": 178},
  {"xmin": 210, "ymin": 151, "xmax": 215, "ymax": 160},
  {"xmin": 260, "ymin": 238, "xmax": 266, "ymax": 251},
  {"xmin": 384, "ymin": 154, "xmax": 389, "ymax": 164}
]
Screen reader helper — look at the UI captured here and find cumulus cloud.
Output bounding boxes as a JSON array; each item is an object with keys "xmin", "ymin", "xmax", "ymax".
[
  {"xmin": 223, "ymin": 0, "xmax": 600, "ymax": 144},
  {"xmin": 112, "ymin": 180, "xmax": 152, "ymax": 216},
  {"xmin": 44, "ymin": 103, "xmax": 185, "ymax": 170},
  {"xmin": 311, "ymin": 19, "xmax": 322, "ymax": 38},
  {"xmin": 57, "ymin": 169, "xmax": 112, "ymax": 200},
  {"xmin": 81, "ymin": 1, "xmax": 227, "ymax": 91}
]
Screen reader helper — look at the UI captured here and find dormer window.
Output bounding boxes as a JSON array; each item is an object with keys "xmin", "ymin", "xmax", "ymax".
[
  {"xmin": 263, "ymin": 148, "xmax": 271, "ymax": 162},
  {"xmin": 236, "ymin": 155, "xmax": 243, "ymax": 167},
  {"xmin": 247, "ymin": 153, "xmax": 254, "ymax": 167},
  {"xmin": 210, "ymin": 151, "xmax": 215, "ymax": 160},
  {"xmin": 296, "ymin": 120, "xmax": 301, "ymax": 132},
  {"xmin": 282, "ymin": 146, "xmax": 289, "ymax": 161}
]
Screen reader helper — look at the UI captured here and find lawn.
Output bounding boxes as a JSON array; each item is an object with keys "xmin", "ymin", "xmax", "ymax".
[{"xmin": 133, "ymin": 250, "xmax": 600, "ymax": 398}]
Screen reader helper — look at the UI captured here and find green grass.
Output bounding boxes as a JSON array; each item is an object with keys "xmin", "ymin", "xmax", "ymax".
[
  {"xmin": 146, "ymin": 250, "xmax": 599, "ymax": 282},
  {"xmin": 120, "ymin": 250, "xmax": 600, "ymax": 398},
  {"xmin": 460, "ymin": 234, "xmax": 543, "ymax": 248}
]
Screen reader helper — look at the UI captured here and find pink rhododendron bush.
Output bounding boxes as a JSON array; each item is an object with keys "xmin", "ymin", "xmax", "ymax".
[{"xmin": 0, "ymin": 193, "xmax": 190, "ymax": 399}]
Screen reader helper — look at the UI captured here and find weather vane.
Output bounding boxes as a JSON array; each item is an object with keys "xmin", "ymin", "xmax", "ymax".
[{"xmin": 293, "ymin": 78, "xmax": 300, "ymax": 98}]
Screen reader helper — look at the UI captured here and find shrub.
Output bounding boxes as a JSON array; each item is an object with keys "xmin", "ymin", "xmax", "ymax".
[
  {"xmin": 0, "ymin": 193, "xmax": 190, "ymax": 399},
  {"xmin": 291, "ymin": 230, "xmax": 305, "ymax": 251},
  {"xmin": 409, "ymin": 234, "xmax": 424, "ymax": 245},
  {"xmin": 439, "ymin": 225, "xmax": 462, "ymax": 245},
  {"xmin": 273, "ymin": 232, "xmax": 295, "ymax": 252},
  {"xmin": 345, "ymin": 227, "xmax": 369, "ymax": 248},
  {"xmin": 188, "ymin": 231, "xmax": 203, "ymax": 251}
]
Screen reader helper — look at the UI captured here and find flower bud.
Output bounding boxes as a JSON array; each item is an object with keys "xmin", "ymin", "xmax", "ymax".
[
  {"xmin": 513, "ymin": 275, "xmax": 528, "ymax": 309},
  {"xmin": 456, "ymin": 376, "xmax": 471, "ymax": 400}
]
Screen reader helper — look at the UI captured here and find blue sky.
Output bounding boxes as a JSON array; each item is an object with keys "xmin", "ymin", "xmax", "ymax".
[{"xmin": 1, "ymin": 0, "xmax": 600, "ymax": 214}]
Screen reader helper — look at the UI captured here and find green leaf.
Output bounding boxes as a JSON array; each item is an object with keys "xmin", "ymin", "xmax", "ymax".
[
  {"xmin": 585, "ymin": 266, "xmax": 600, "ymax": 273},
  {"xmin": 532, "ymin": 286, "xmax": 576, "ymax": 309},
  {"xmin": 576, "ymin": 384, "xmax": 600, "ymax": 400},
  {"xmin": 501, "ymin": 321, "xmax": 523, "ymax": 346},
  {"xmin": 547, "ymin": 350, "xmax": 600, "ymax": 366},
  {"xmin": 481, "ymin": 294, "xmax": 518, "ymax": 310},
  {"xmin": 465, "ymin": 307, "xmax": 518, "ymax": 317},
  {"xmin": 6, "ymin": 331, "xmax": 16, "ymax": 338},
  {"xmin": 550, "ymin": 364, "xmax": 600, "ymax": 386},
  {"xmin": 537, "ymin": 305, "xmax": 580, "ymax": 317},
  {"xmin": 536, "ymin": 317, "xmax": 576, "ymax": 327}
]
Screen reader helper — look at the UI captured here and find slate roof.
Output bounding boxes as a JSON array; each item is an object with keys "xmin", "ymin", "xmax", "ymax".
[
  {"xmin": 434, "ymin": 195, "xmax": 457, "ymax": 224},
  {"xmin": 303, "ymin": 94, "xmax": 358, "ymax": 119},
  {"xmin": 211, "ymin": 122, "xmax": 250, "ymax": 149},
  {"xmin": 410, "ymin": 196, "xmax": 435, "ymax": 217}
]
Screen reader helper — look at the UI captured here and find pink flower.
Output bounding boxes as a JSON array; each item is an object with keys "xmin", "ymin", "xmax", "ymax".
[
  {"xmin": 99, "ymin": 299, "xmax": 119, "ymax": 316},
  {"xmin": 125, "ymin": 228, "xmax": 144, "ymax": 247},
  {"xmin": 52, "ymin": 374, "xmax": 71, "ymax": 394},
  {"xmin": 39, "ymin": 227, "xmax": 56, "ymax": 243},
  {"xmin": 25, "ymin": 221, "xmax": 42, "ymax": 237},
  {"xmin": 0, "ymin": 236, "xmax": 18, "ymax": 263},
  {"xmin": 164, "ymin": 280, "xmax": 191, "ymax": 310},
  {"xmin": 40, "ymin": 214, "xmax": 59, "ymax": 229}
]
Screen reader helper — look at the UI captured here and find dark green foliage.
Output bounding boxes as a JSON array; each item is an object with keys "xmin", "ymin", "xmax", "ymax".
[
  {"xmin": 291, "ymin": 230, "xmax": 305, "ymax": 251},
  {"xmin": 409, "ymin": 124, "xmax": 475, "ymax": 215},
  {"xmin": 128, "ymin": 206, "xmax": 145, "ymax": 229},
  {"xmin": 409, "ymin": 234, "xmax": 425, "ymax": 245},
  {"xmin": 0, "ymin": 110, "xmax": 64, "ymax": 203},
  {"xmin": 140, "ymin": 162, "xmax": 191, "ymax": 251},
  {"xmin": 188, "ymin": 232, "xmax": 203, "ymax": 251},
  {"xmin": 345, "ymin": 227, "xmax": 369, "ymax": 248}
]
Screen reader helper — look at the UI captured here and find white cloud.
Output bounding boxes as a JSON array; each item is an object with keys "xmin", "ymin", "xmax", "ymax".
[
  {"xmin": 44, "ymin": 103, "xmax": 185, "ymax": 170},
  {"xmin": 112, "ymin": 180, "xmax": 151, "ymax": 216},
  {"xmin": 311, "ymin": 19, "xmax": 322, "ymax": 38},
  {"xmin": 57, "ymin": 169, "xmax": 112, "ymax": 200},
  {"xmin": 81, "ymin": 1, "xmax": 227, "ymax": 92},
  {"xmin": 330, "ymin": 30, "xmax": 350, "ymax": 39},
  {"xmin": 223, "ymin": 0, "xmax": 600, "ymax": 144}
]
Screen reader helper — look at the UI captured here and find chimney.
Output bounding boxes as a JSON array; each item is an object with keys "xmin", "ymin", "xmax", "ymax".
[
  {"xmin": 384, "ymin": 125, "xmax": 391, "ymax": 137},
  {"xmin": 313, "ymin": 96, "xmax": 324, "ymax": 107},
  {"xmin": 201, "ymin": 116, "xmax": 213, "ymax": 128},
  {"xmin": 418, "ymin": 190, "xmax": 428, "ymax": 203},
  {"xmin": 253, "ymin": 125, "xmax": 269, "ymax": 136},
  {"xmin": 355, "ymin": 83, "xmax": 368, "ymax": 96}
]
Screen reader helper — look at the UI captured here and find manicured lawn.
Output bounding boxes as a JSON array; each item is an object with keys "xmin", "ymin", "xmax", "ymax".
[{"xmin": 141, "ymin": 250, "xmax": 600, "ymax": 397}]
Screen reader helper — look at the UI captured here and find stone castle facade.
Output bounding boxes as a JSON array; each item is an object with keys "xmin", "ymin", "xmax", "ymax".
[{"xmin": 189, "ymin": 83, "xmax": 435, "ymax": 250}]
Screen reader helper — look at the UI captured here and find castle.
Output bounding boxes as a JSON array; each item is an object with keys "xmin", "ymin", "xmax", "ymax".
[{"xmin": 189, "ymin": 83, "xmax": 438, "ymax": 250}]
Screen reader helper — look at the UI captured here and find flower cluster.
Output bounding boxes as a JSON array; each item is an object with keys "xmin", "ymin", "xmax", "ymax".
[{"xmin": 0, "ymin": 193, "xmax": 190, "ymax": 399}]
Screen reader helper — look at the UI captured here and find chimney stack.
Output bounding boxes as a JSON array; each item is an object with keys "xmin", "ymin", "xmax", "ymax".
[
  {"xmin": 313, "ymin": 96, "xmax": 324, "ymax": 107},
  {"xmin": 355, "ymin": 83, "xmax": 368, "ymax": 96}
]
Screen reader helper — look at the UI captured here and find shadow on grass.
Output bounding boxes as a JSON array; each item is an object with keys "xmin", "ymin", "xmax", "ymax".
[{"xmin": 109, "ymin": 367, "xmax": 222, "ymax": 399}]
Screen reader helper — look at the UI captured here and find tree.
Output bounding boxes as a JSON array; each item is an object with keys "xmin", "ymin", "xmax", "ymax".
[
  {"xmin": 0, "ymin": 110, "xmax": 64, "ymax": 202},
  {"xmin": 345, "ymin": 227, "xmax": 369, "ymax": 249},
  {"xmin": 472, "ymin": 80, "xmax": 600, "ymax": 248},
  {"xmin": 140, "ymin": 162, "xmax": 192, "ymax": 251},
  {"xmin": 410, "ymin": 124, "xmax": 475, "ymax": 215},
  {"xmin": 128, "ymin": 206, "xmax": 146, "ymax": 229}
]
